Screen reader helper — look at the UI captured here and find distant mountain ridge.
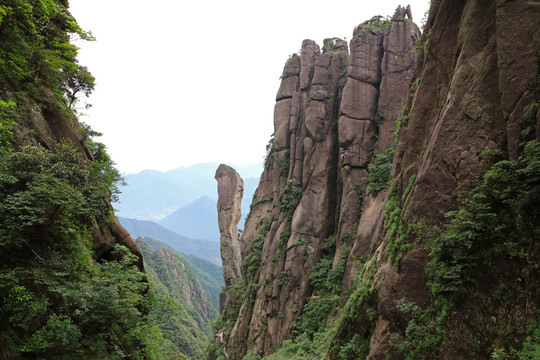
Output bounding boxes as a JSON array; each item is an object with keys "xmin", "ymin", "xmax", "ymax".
[
  {"xmin": 155, "ymin": 177, "xmax": 260, "ymax": 242},
  {"xmin": 159, "ymin": 196, "xmax": 220, "ymax": 242},
  {"xmin": 118, "ymin": 217, "xmax": 221, "ymax": 265},
  {"xmin": 114, "ymin": 162, "xmax": 262, "ymax": 221}
]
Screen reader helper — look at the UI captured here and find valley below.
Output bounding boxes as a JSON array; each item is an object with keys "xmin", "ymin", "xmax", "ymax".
[{"xmin": 0, "ymin": 1, "xmax": 539, "ymax": 360}]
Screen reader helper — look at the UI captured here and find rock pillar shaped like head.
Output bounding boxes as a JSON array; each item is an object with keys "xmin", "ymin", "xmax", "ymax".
[{"xmin": 215, "ymin": 164, "xmax": 244, "ymax": 286}]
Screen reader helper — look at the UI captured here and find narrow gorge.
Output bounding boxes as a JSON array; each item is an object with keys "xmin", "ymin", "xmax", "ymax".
[{"xmin": 213, "ymin": 2, "xmax": 540, "ymax": 359}]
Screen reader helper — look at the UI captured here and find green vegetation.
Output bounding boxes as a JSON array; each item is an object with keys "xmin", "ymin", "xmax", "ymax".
[
  {"xmin": 389, "ymin": 140, "xmax": 540, "ymax": 358},
  {"xmin": 0, "ymin": 134, "xmax": 208, "ymax": 359},
  {"xmin": 295, "ymin": 236, "xmax": 344, "ymax": 337},
  {"xmin": 414, "ymin": 31, "xmax": 431, "ymax": 63},
  {"xmin": 326, "ymin": 259, "xmax": 378, "ymax": 360},
  {"xmin": 142, "ymin": 237, "xmax": 224, "ymax": 311},
  {"xmin": 264, "ymin": 134, "xmax": 275, "ymax": 168},
  {"xmin": 365, "ymin": 146, "xmax": 395, "ymax": 194},
  {"xmin": 183, "ymin": 254, "xmax": 225, "ymax": 309},
  {"xmin": 138, "ymin": 240, "xmax": 218, "ymax": 359},
  {"xmin": 207, "ymin": 218, "xmax": 271, "ymax": 359},
  {"xmin": 490, "ymin": 321, "xmax": 540, "ymax": 360},
  {"xmin": 392, "ymin": 299, "xmax": 442, "ymax": 359},
  {"xmin": 429, "ymin": 141, "xmax": 539, "ymax": 310},
  {"xmin": 0, "ymin": 0, "xmax": 95, "ymax": 111},
  {"xmin": 0, "ymin": 2, "xmax": 215, "ymax": 358},
  {"xmin": 0, "ymin": 141, "xmax": 167, "ymax": 358},
  {"xmin": 356, "ymin": 15, "xmax": 393, "ymax": 33},
  {"xmin": 119, "ymin": 218, "xmax": 221, "ymax": 263},
  {"xmin": 383, "ymin": 178, "xmax": 412, "ymax": 263},
  {"xmin": 244, "ymin": 219, "xmax": 269, "ymax": 282},
  {"xmin": 255, "ymin": 334, "xmax": 323, "ymax": 360},
  {"xmin": 280, "ymin": 180, "xmax": 303, "ymax": 213},
  {"xmin": 394, "ymin": 113, "xmax": 409, "ymax": 139},
  {"xmin": 245, "ymin": 196, "xmax": 272, "ymax": 224}
]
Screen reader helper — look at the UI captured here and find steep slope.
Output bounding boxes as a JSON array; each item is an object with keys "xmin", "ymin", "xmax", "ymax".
[
  {"xmin": 213, "ymin": 2, "xmax": 540, "ymax": 360},
  {"xmin": 345, "ymin": 1, "xmax": 540, "ymax": 358},
  {"xmin": 137, "ymin": 239, "xmax": 218, "ymax": 359},
  {"xmin": 143, "ymin": 237, "xmax": 224, "ymax": 310},
  {"xmin": 0, "ymin": 1, "xmax": 160, "ymax": 358},
  {"xmin": 211, "ymin": 7, "xmax": 421, "ymax": 359}
]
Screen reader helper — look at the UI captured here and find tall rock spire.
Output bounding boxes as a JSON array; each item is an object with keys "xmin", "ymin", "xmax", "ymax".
[
  {"xmin": 215, "ymin": 6, "xmax": 420, "ymax": 359},
  {"xmin": 215, "ymin": 164, "xmax": 244, "ymax": 286}
]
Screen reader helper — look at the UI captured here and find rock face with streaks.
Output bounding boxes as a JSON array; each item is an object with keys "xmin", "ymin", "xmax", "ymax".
[
  {"xmin": 336, "ymin": 13, "xmax": 420, "ymax": 266},
  {"xmin": 215, "ymin": 164, "xmax": 244, "ymax": 286},
  {"xmin": 214, "ymin": 1, "xmax": 540, "ymax": 359},
  {"xmin": 215, "ymin": 7, "xmax": 420, "ymax": 359}
]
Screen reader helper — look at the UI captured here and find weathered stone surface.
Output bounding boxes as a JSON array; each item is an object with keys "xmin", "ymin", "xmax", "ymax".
[
  {"xmin": 305, "ymin": 100, "xmax": 327, "ymax": 141},
  {"xmin": 357, "ymin": 1, "xmax": 540, "ymax": 358},
  {"xmin": 339, "ymin": 117, "xmax": 378, "ymax": 168},
  {"xmin": 215, "ymin": 164, "xmax": 244, "ymax": 286},
  {"xmin": 276, "ymin": 75, "xmax": 298, "ymax": 101},
  {"xmin": 224, "ymin": 37, "xmax": 347, "ymax": 359},
  {"xmin": 335, "ymin": 17, "xmax": 419, "ymax": 260},
  {"xmin": 281, "ymin": 56, "xmax": 301, "ymax": 78},
  {"xmin": 392, "ymin": 4, "xmax": 412, "ymax": 21},
  {"xmin": 220, "ymin": 2, "xmax": 540, "ymax": 359},
  {"xmin": 340, "ymin": 78, "xmax": 379, "ymax": 119},
  {"xmin": 377, "ymin": 19, "xmax": 421, "ymax": 151},
  {"xmin": 274, "ymin": 99, "xmax": 292, "ymax": 150},
  {"xmin": 221, "ymin": 8, "xmax": 419, "ymax": 360},
  {"xmin": 299, "ymin": 39, "xmax": 319, "ymax": 90},
  {"xmin": 348, "ymin": 30, "xmax": 384, "ymax": 84}
]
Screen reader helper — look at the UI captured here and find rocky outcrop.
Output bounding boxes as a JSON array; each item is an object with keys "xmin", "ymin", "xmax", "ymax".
[
  {"xmin": 336, "ymin": 12, "xmax": 420, "ymax": 270},
  {"xmin": 11, "ymin": 89, "xmax": 144, "ymax": 269},
  {"xmin": 217, "ymin": 1, "xmax": 540, "ymax": 359},
  {"xmin": 217, "ymin": 7, "xmax": 420, "ymax": 359},
  {"xmin": 215, "ymin": 164, "xmax": 244, "ymax": 286},
  {"xmin": 361, "ymin": 1, "xmax": 540, "ymax": 358}
]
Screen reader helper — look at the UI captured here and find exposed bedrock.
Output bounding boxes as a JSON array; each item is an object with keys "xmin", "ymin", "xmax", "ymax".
[
  {"xmin": 215, "ymin": 164, "xmax": 244, "ymax": 286},
  {"xmin": 220, "ymin": 7, "xmax": 421, "ymax": 358}
]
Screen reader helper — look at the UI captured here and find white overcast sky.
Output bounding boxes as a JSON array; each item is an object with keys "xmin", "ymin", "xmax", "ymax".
[{"xmin": 69, "ymin": 0, "xmax": 430, "ymax": 174}]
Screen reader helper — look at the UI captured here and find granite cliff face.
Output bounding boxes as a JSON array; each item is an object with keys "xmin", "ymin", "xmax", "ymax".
[
  {"xmin": 215, "ymin": 2, "xmax": 540, "ymax": 359},
  {"xmin": 215, "ymin": 164, "xmax": 244, "ymax": 286},
  {"xmin": 214, "ymin": 6, "xmax": 421, "ymax": 359}
]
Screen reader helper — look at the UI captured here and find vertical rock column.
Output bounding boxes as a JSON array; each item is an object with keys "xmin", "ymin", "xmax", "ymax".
[
  {"xmin": 215, "ymin": 164, "xmax": 244, "ymax": 286},
  {"xmin": 377, "ymin": 6, "xmax": 421, "ymax": 151},
  {"xmin": 337, "ymin": 25, "xmax": 384, "ymax": 248},
  {"xmin": 338, "ymin": 9, "xmax": 419, "ymax": 277}
]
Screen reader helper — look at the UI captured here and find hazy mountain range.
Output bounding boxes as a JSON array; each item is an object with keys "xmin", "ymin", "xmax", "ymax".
[{"xmin": 114, "ymin": 162, "xmax": 262, "ymax": 222}]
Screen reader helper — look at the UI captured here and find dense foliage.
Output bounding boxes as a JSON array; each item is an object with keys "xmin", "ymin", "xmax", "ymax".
[
  {"xmin": 142, "ymin": 236, "xmax": 224, "ymax": 309},
  {"xmin": 365, "ymin": 146, "xmax": 394, "ymax": 194},
  {"xmin": 0, "ymin": 142, "xmax": 169, "ymax": 359},
  {"xmin": 138, "ymin": 239, "xmax": 218, "ymax": 360},
  {"xmin": 0, "ymin": 0, "xmax": 95, "ymax": 108},
  {"xmin": 0, "ymin": 2, "xmax": 198, "ymax": 358}
]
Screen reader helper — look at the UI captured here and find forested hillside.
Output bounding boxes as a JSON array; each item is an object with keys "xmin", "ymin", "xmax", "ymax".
[
  {"xmin": 137, "ymin": 239, "xmax": 219, "ymax": 359},
  {"xmin": 0, "ymin": 1, "xmax": 210, "ymax": 358},
  {"xmin": 143, "ymin": 237, "xmax": 224, "ymax": 310}
]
